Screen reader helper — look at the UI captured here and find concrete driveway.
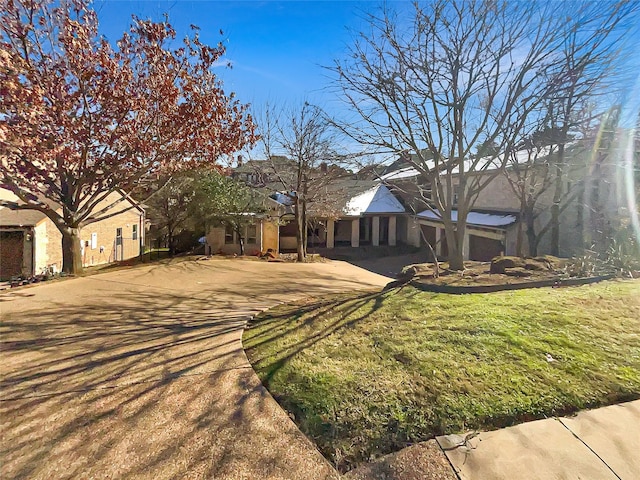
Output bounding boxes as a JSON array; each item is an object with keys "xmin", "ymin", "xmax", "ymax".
[{"xmin": 0, "ymin": 258, "xmax": 390, "ymax": 480}]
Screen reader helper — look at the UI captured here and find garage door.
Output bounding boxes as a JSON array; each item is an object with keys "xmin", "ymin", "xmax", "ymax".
[
  {"xmin": 0, "ymin": 231, "xmax": 24, "ymax": 280},
  {"xmin": 469, "ymin": 234, "xmax": 504, "ymax": 262}
]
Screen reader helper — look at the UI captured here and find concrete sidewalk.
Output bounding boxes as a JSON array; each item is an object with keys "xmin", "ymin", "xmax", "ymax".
[{"xmin": 436, "ymin": 400, "xmax": 640, "ymax": 480}]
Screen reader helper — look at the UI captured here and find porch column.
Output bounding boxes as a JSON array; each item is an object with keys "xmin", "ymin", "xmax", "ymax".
[
  {"xmin": 435, "ymin": 228, "xmax": 442, "ymax": 256},
  {"xmin": 372, "ymin": 216, "xmax": 380, "ymax": 246},
  {"xmin": 326, "ymin": 219, "xmax": 335, "ymax": 249},
  {"xmin": 463, "ymin": 232, "xmax": 470, "ymax": 259},
  {"xmin": 351, "ymin": 219, "xmax": 359, "ymax": 247},
  {"xmin": 408, "ymin": 218, "xmax": 421, "ymax": 247},
  {"xmin": 389, "ymin": 216, "xmax": 397, "ymax": 246}
]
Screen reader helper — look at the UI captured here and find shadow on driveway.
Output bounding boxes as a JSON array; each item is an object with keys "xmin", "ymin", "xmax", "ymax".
[{"xmin": 1, "ymin": 259, "xmax": 390, "ymax": 480}]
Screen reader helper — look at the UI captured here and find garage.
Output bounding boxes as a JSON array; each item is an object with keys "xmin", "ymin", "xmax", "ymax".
[
  {"xmin": 0, "ymin": 230, "xmax": 25, "ymax": 280},
  {"xmin": 469, "ymin": 234, "xmax": 504, "ymax": 262}
]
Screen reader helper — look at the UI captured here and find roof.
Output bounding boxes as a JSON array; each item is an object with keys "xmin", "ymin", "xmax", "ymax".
[
  {"xmin": 417, "ymin": 209, "xmax": 517, "ymax": 228},
  {"xmin": 379, "ymin": 145, "xmax": 561, "ymax": 182},
  {"xmin": 344, "ymin": 184, "xmax": 406, "ymax": 216},
  {"xmin": 0, "ymin": 188, "xmax": 143, "ymax": 226},
  {"xmin": 0, "ymin": 207, "xmax": 47, "ymax": 227},
  {"xmin": 380, "ymin": 167, "xmax": 422, "ymax": 181}
]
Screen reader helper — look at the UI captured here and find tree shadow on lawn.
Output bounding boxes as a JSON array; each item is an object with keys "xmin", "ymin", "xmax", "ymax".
[
  {"xmin": 244, "ymin": 288, "xmax": 399, "ymax": 387},
  {"xmin": 0, "ymin": 288, "xmax": 339, "ymax": 480}
]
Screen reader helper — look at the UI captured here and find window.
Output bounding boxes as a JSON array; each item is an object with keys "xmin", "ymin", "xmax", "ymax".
[
  {"xmin": 224, "ymin": 224, "xmax": 234, "ymax": 244},
  {"xmin": 116, "ymin": 227, "xmax": 123, "ymax": 245},
  {"xmin": 132, "ymin": 224, "xmax": 138, "ymax": 241},
  {"xmin": 246, "ymin": 224, "xmax": 257, "ymax": 244}
]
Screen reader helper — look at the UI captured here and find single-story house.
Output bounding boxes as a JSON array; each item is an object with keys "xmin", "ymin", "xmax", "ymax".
[{"xmin": 0, "ymin": 189, "xmax": 145, "ymax": 280}]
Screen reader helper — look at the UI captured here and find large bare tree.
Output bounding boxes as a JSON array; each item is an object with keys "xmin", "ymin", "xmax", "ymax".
[
  {"xmin": 535, "ymin": 1, "xmax": 636, "ymax": 255},
  {"xmin": 330, "ymin": 0, "xmax": 606, "ymax": 269},
  {"xmin": 0, "ymin": 0, "xmax": 256, "ymax": 273},
  {"xmin": 502, "ymin": 0, "xmax": 637, "ymax": 257},
  {"xmin": 255, "ymin": 102, "xmax": 342, "ymax": 261}
]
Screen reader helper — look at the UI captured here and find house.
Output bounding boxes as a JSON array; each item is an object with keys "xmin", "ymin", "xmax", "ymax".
[
  {"xmin": 0, "ymin": 189, "xmax": 145, "ymax": 280},
  {"xmin": 202, "ymin": 188, "xmax": 281, "ymax": 255},
  {"xmin": 378, "ymin": 139, "xmax": 635, "ymax": 260},
  {"xmin": 205, "ymin": 140, "xmax": 634, "ymax": 261}
]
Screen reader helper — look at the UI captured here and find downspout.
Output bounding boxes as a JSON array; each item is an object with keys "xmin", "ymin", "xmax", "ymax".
[
  {"xmin": 29, "ymin": 227, "xmax": 36, "ymax": 276},
  {"xmin": 139, "ymin": 208, "xmax": 145, "ymax": 261}
]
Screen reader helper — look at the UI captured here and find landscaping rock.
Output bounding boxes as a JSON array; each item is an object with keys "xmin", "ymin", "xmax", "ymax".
[
  {"xmin": 504, "ymin": 267, "xmax": 531, "ymax": 277},
  {"xmin": 398, "ymin": 263, "xmax": 434, "ymax": 280},
  {"xmin": 490, "ymin": 256, "xmax": 526, "ymax": 274},
  {"xmin": 524, "ymin": 259, "xmax": 549, "ymax": 271}
]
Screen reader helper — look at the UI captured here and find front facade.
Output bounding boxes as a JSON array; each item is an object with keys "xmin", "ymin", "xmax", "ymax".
[
  {"xmin": 212, "ymin": 143, "xmax": 633, "ymax": 262},
  {"xmin": 0, "ymin": 190, "xmax": 144, "ymax": 280}
]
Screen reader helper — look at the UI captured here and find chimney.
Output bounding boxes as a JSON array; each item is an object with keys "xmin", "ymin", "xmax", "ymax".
[
  {"xmin": 237, "ymin": 155, "xmax": 243, "ymax": 167},
  {"xmin": 320, "ymin": 162, "xmax": 328, "ymax": 174}
]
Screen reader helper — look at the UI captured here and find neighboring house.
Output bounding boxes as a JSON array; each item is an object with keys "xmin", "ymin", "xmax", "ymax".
[
  {"xmin": 0, "ymin": 189, "xmax": 145, "ymax": 280},
  {"xmin": 203, "ymin": 193, "xmax": 282, "ymax": 255},
  {"xmin": 378, "ymin": 141, "xmax": 634, "ymax": 260},
  {"xmin": 204, "ymin": 142, "xmax": 633, "ymax": 261},
  {"xmin": 318, "ymin": 182, "xmax": 407, "ymax": 249}
]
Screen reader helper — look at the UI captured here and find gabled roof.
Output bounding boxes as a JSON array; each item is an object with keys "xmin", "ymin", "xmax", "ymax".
[
  {"xmin": 417, "ymin": 209, "xmax": 517, "ymax": 228},
  {"xmin": 344, "ymin": 184, "xmax": 406, "ymax": 216}
]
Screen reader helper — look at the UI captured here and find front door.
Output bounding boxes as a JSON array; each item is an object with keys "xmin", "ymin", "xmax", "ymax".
[{"xmin": 115, "ymin": 227, "xmax": 123, "ymax": 261}]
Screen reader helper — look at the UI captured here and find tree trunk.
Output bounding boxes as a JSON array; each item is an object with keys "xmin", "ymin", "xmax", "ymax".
[
  {"xmin": 526, "ymin": 225, "xmax": 538, "ymax": 257},
  {"xmin": 444, "ymin": 222, "xmax": 464, "ymax": 271},
  {"xmin": 294, "ymin": 198, "xmax": 305, "ymax": 262},
  {"xmin": 516, "ymin": 192, "xmax": 526, "ymax": 257},
  {"xmin": 302, "ymin": 199, "xmax": 308, "ymax": 257},
  {"xmin": 238, "ymin": 237, "xmax": 245, "ymax": 255},
  {"xmin": 524, "ymin": 206, "xmax": 538, "ymax": 257},
  {"xmin": 426, "ymin": 242, "xmax": 439, "ymax": 277},
  {"xmin": 61, "ymin": 226, "xmax": 83, "ymax": 275},
  {"xmin": 550, "ymin": 143, "xmax": 565, "ymax": 256}
]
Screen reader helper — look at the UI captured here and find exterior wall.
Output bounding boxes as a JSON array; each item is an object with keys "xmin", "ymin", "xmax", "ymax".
[
  {"xmin": 504, "ymin": 227, "xmax": 519, "ymax": 256},
  {"xmin": 453, "ymin": 165, "xmax": 598, "ymax": 257},
  {"xmin": 278, "ymin": 220, "xmax": 297, "ymax": 251},
  {"xmin": 262, "ymin": 221, "xmax": 279, "ymax": 252},
  {"xmin": 471, "ymin": 173, "xmax": 522, "ymax": 211},
  {"xmin": 205, "ymin": 221, "xmax": 265, "ymax": 255},
  {"xmin": 1, "ymin": 189, "xmax": 143, "ymax": 272},
  {"xmin": 80, "ymin": 208, "xmax": 142, "ymax": 267},
  {"xmin": 326, "ymin": 220, "xmax": 335, "ymax": 248},
  {"xmin": 39, "ymin": 219, "xmax": 62, "ymax": 273},
  {"xmin": 389, "ymin": 216, "xmax": 397, "ymax": 246}
]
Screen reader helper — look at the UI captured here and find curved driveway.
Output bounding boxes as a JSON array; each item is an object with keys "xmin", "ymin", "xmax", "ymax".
[{"xmin": 0, "ymin": 258, "xmax": 390, "ymax": 480}]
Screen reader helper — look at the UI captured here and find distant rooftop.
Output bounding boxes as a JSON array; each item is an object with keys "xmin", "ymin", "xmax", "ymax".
[{"xmin": 417, "ymin": 209, "xmax": 517, "ymax": 228}]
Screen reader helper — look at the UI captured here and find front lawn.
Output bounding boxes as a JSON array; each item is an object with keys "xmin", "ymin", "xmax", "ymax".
[{"xmin": 243, "ymin": 280, "xmax": 640, "ymax": 472}]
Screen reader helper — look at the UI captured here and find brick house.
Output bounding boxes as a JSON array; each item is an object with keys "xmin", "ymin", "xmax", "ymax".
[{"xmin": 0, "ymin": 189, "xmax": 145, "ymax": 280}]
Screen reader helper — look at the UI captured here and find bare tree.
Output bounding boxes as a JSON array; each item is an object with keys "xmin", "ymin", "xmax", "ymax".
[
  {"xmin": 536, "ymin": 1, "xmax": 637, "ymax": 256},
  {"xmin": 329, "ymin": 0, "xmax": 560, "ymax": 270},
  {"xmin": 255, "ymin": 102, "xmax": 342, "ymax": 261},
  {"xmin": 503, "ymin": 131, "xmax": 589, "ymax": 257},
  {"xmin": 502, "ymin": 0, "xmax": 637, "ymax": 257}
]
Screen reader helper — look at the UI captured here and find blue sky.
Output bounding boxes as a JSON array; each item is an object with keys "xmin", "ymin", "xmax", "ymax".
[
  {"xmin": 95, "ymin": 1, "xmax": 378, "ymax": 113},
  {"xmin": 93, "ymin": 0, "xmax": 640, "ymax": 134}
]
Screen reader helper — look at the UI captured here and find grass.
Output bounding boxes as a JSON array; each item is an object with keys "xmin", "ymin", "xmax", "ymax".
[{"xmin": 243, "ymin": 280, "xmax": 640, "ymax": 471}]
